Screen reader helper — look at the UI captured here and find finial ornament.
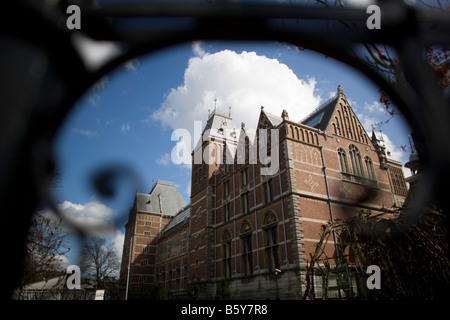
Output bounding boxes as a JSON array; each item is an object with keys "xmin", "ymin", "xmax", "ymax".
[{"xmin": 337, "ymin": 85, "xmax": 343, "ymax": 95}]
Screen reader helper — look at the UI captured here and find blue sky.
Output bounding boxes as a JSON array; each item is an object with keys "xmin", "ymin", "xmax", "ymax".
[{"xmin": 50, "ymin": 40, "xmax": 412, "ymax": 265}]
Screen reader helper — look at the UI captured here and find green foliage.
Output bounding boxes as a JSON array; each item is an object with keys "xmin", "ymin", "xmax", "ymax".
[
  {"xmin": 347, "ymin": 206, "xmax": 450, "ymax": 299},
  {"xmin": 150, "ymin": 279, "xmax": 168, "ymax": 300},
  {"xmin": 216, "ymin": 280, "xmax": 233, "ymax": 300}
]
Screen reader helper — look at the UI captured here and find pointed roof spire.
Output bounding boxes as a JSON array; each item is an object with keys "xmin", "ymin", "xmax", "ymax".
[{"xmin": 371, "ymin": 125, "xmax": 377, "ymax": 141}]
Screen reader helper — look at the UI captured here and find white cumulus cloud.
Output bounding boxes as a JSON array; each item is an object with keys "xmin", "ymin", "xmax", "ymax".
[
  {"xmin": 151, "ymin": 46, "xmax": 321, "ymax": 149},
  {"xmin": 57, "ymin": 199, "xmax": 116, "ymax": 237}
]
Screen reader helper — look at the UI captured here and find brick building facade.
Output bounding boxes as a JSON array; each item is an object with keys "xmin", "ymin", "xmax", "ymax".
[{"xmin": 120, "ymin": 86, "xmax": 407, "ymax": 299}]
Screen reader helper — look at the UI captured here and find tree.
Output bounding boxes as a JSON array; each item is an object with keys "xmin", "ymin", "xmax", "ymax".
[
  {"xmin": 314, "ymin": 0, "xmax": 449, "ymax": 121},
  {"xmin": 19, "ymin": 212, "xmax": 70, "ymax": 288},
  {"xmin": 304, "ymin": 206, "xmax": 450, "ymax": 299},
  {"xmin": 80, "ymin": 237, "xmax": 120, "ymax": 289},
  {"xmin": 149, "ymin": 279, "xmax": 168, "ymax": 300},
  {"xmin": 216, "ymin": 280, "xmax": 233, "ymax": 300}
]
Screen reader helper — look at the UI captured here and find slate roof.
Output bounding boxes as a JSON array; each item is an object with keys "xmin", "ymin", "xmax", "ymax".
[
  {"xmin": 161, "ymin": 205, "xmax": 191, "ymax": 235},
  {"xmin": 300, "ymin": 94, "xmax": 339, "ymax": 130},
  {"xmin": 136, "ymin": 180, "xmax": 187, "ymax": 216},
  {"xmin": 263, "ymin": 110, "xmax": 283, "ymax": 127}
]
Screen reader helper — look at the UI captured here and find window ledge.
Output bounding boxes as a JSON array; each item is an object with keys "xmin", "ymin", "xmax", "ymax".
[{"xmin": 341, "ymin": 172, "xmax": 378, "ymax": 188}]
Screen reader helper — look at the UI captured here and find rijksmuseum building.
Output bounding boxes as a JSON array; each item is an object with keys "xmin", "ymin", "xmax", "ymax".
[{"xmin": 119, "ymin": 86, "xmax": 409, "ymax": 300}]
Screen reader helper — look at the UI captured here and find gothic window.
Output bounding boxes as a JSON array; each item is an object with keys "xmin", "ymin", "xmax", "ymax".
[
  {"xmin": 223, "ymin": 202, "xmax": 230, "ymax": 223},
  {"xmin": 242, "ymin": 192, "xmax": 250, "ymax": 214},
  {"xmin": 223, "ymin": 141, "xmax": 227, "ymax": 166},
  {"xmin": 263, "ymin": 211, "xmax": 277, "ymax": 226},
  {"xmin": 245, "ymin": 136, "xmax": 250, "ymax": 163},
  {"xmin": 241, "ymin": 168, "xmax": 249, "ymax": 187},
  {"xmin": 349, "ymin": 144, "xmax": 363, "ymax": 176},
  {"xmin": 338, "ymin": 148, "xmax": 349, "ymax": 173},
  {"xmin": 263, "ymin": 179, "xmax": 274, "ymax": 204},
  {"xmin": 222, "ymin": 241, "xmax": 232, "ymax": 279},
  {"xmin": 222, "ymin": 229, "xmax": 232, "ymax": 279},
  {"xmin": 365, "ymin": 156, "xmax": 375, "ymax": 180},
  {"xmin": 167, "ymin": 270, "xmax": 172, "ymax": 291},
  {"xmin": 222, "ymin": 229, "xmax": 232, "ymax": 242},
  {"xmin": 223, "ymin": 180, "xmax": 230, "ymax": 199},
  {"xmin": 176, "ymin": 268, "xmax": 181, "ymax": 291},
  {"xmin": 240, "ymin": 221, "xmax": 253, "ymax": 276},
  {"xmin": 262, "ymin": 212, "xmax": 280, "ymax": 272}
]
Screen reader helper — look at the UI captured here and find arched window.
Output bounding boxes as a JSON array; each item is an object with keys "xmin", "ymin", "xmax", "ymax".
[
  {"xmin": 222, "ymin": 229, "xmax": 232, "ymax": 242},
  {"xmin": 365, "ymin": 156, "xmax": 375, "ymax": 180},
  {"xmin": 262, "ymin": 211, "xmax": 277, "ymax": 226},
  {"xmin": 349, "ymin": 144, "xmax": 363, "ymax": 176},
  {"xmin": 222, "ymin": 229, "xmax": 232, "ymax": 279},
  {"xmin": 240, "ymin": 220, "xmax": 252, "ymax": 234},
  {"xmin": 338, "ymin": 148, "xmax": 349, "ymax": 173},
  {"xmin": 244, "ymin": 136, "xmax": 250, "ymax": 163},
  {"xmin": 262, "ymin": 212, "xmax": 279, "ymax": 271},
  {"xmin": 240, "ymin": 220, "xmax": 253, "ymax": 276}
]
